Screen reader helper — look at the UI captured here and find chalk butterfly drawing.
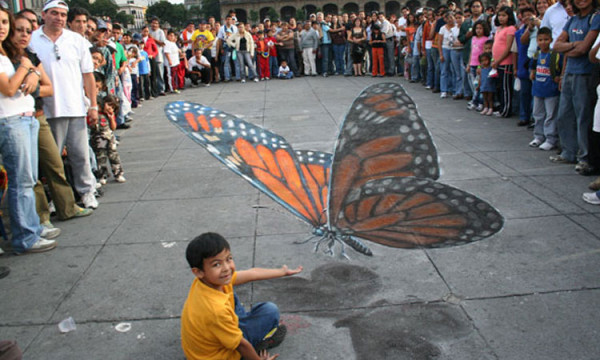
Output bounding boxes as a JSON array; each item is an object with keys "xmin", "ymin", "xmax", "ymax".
[{"xmin": 165, "ymin": 83, "xmax": 503, "ymax": 257}]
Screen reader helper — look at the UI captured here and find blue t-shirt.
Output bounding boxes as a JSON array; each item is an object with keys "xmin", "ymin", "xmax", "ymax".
[
  {"xmin": 321, "ymin": 23, "xmax": 331, "ymax": 44},
  {"xmin": 515, "ymin": 26, "xmax": 531, "ymax": 79},
  {"xmin": 530, "ymin": 51, "xmax": 562, "ymax": 98},
  {"xmin": 563, "ymin": 12, "xmax": 600, "ymax": 74},
  {"xmin": 138, "ymin": 50, "xmax": 150, "ymax": 75}
]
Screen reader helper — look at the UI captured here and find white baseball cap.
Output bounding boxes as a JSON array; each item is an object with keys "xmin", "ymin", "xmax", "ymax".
[{"xmin": 43, "ymin": 0, "xmax": 69, "ymax": 12}]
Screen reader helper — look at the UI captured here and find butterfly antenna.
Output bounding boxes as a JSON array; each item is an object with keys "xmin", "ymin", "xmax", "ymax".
[
  {"xmin": 339, "ymin": 241, "xmax": 352, "ymax": 260},
  {"xmin": 294, "ymin": 234, "xmax": 318, "ymax": 245},
  {"xmin": 326, "ymin": 238, "xmax": 336, "ymax": 257},
  {"xmin": 313, "ymin": 235, "xmax": 328, "ymax": 253}
]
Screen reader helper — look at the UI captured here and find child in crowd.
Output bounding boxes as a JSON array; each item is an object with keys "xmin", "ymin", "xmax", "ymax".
[
  {"xmin": 491, "ymin": 6, "xmax": 517, "ymax": 117},
  {"xmin": 91, "ymin": 95, "xmax": 126, "ymax": 184},
  {"xmin": 477, "ymin": 52, "xmax": 495, "ymax": 115},
  {"xmin": 127, "ymin": 47, "xmax": 141, "ymax": 108},
  {"xmin": 467, "ymin": 20, "xmax": 490, "ymax": 111},
  {"xmin": 164, "ymin": 30, "xmax": 182, "ymax": 93},
  {"xmin": 181, "ymin": 232, "xmax": 302, "ymax": 360},
  {"xmin": 438, "ymin": 10, "xmax": 458, "ymax": 99},
  {"xmin": 94, "ymin": 72, "xmax": 107, "ymax": 102},
  {"xmin": 528, "ymin": 27, "xmax": 561, "ymax": 151},
  {"xmin": 277, "ymin": 60, "xmax": 293, "ymax": 79},
  {"xmin": 266, "ymin": 29, "xmax": 280, "ymax": 78},
  {"xmin": 137, "ymin": 42, "xmax": 151, "ymax": 101},
  {"xmin": 369, "ymin": 24, "xmax": 385, "ymax": 77},
  {"xmin": 255, "ymin": 31, "xmax": 271, "ymax": 80},
  {"xmin": 514, "ymin": 7, "xmax": 536, "ymax": 127}
]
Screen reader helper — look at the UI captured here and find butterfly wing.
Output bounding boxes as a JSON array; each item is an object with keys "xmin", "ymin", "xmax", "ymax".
[
  {"xmin": 294, "ymin": 150, "xmax": 333, "ymax": 225},
  {"xmin": 328, "ymin": 82, "xmax": 440, "ymax": 227},
  {"xmin": 165, "ymin": 101, "xmax": 328, "ymax": 227},
  {"xmin": 334, "ymin": 177, "xmax": 504, "ymax": 248}
]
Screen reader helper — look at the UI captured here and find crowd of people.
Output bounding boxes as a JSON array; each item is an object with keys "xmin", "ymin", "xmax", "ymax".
[{"xmin": 0, "ymin": 0, "xmax": 600, "ymax": 263}]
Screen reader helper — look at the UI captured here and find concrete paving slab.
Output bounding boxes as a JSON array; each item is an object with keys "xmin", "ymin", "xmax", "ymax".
[
  {"xmin": 118, "ymin": 148, "xmax": 173, "ymax": 174},
  {"xmin": 486, "ymin": 149, "xmax": 577, "ymax": 176},
  {"xmin": 427, "ymin": 216, "xmax": 600, "ymax": 298},
  {"xmin": 108, "ymin": 196, "xmax": 257, "ymax": 243},
  {"xmin": 463, "ymin": 290, "xmax": 600, "ymax": 360},
  {"xmin": 24, "ymin": 319, "xmax": 184, "ymax": 360},
  {"xmin": 0, "ymin": 325, "xmax": 43, "ymax": 354},
  {"xmin": 510, "ymin": 176, "xmax": 588, "ymax": 215},
  {"xmin": 0, "ymin": 246, "xmax": 101, "ymax": 324},
  {"xmin": 438, "ymin": 153, "xmax": 498, "ymax": 181},
  {"xmin": 97, "ymin": 172, "xmax": 157, "ymax": 204}
]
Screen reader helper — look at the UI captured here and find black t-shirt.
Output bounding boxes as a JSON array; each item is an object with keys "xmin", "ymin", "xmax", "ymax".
[
  {"xmin": 372, "ymin": 32, "xmax": 385, "ymax": 48},
  {"xmin": 240, "ymin": 37, "xmax": 247, "ymax": 51}
]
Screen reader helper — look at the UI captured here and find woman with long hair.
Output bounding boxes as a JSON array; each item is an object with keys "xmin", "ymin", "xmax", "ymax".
[
  {"xmin": 330, "ymin": 15, "xmax": 347, "ymax": 75},
  {"xmin": 348, "ymin": 17, "xmax": 366, "ymax": 76},
  {"xmin": 0, "ymin": 8, "xmax": 56, "ymax": 254}
]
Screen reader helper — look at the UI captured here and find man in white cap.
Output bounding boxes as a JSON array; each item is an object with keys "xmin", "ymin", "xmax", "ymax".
[{"xmin": 30, "ymin": 0, "xmax": 99, "ymax": 209}]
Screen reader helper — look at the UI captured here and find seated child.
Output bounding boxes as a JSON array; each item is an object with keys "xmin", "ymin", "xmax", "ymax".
[
  {"xmin": 91, "ymin": 95, "xmax": 126, "ymax": 184},
  {"xmin": 277, "ymin": 60, "xmax": 293, "ymax": 79},
  {"xmin": 181, "ymin": 232, "xmax": 302, "ymax": 360}
]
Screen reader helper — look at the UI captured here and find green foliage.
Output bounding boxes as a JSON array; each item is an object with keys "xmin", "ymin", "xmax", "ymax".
[
  {"xmin": 295, "ymin": 8, "xmax": 306, "ymax": 20},
  {"xmin": 114, "ymin": 11, "xmax": 134, "ymax": 26},
  {"xmin": 249, "ymin": 9, "xmax": 259, "ymax": 23},
  {"xmin": 200, "ymin": 0, "xmax": 220, "ymax": 19},
  {"xmin": 66, "ymin": 0, "xmax": 91, "ymax": 11},
  {"xmin": 188, "ymin": 5, "xmax": 203, "ymax": 21},
  {"xmin": 267, "ymin": 7, "xmax": 278, "ymax": 21},
  {"xmin": 89, "ymin": 0, "xmax": 119, "ymax": 19},
  {"xmin": 146, "ymin": 1, "xmax": 188, "ymax": 27}
]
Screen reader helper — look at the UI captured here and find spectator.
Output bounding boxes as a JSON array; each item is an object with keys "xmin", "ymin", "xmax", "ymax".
[
  {"xmin": 149, "ymin": 17, "xmax": 166, "ymax": 96},
  {"xmin": 217, "ymin": 15, "xmax": 239, "ymax": 82},
  {"xmin": 330, "ymin": 15, "xmax": 346, "ymax": 75},
  {"xmin": 164, "ymin": 30, "xmax": 182, "ymax": 93},
  {"xmin": 540, "ymin": 0, "xmax": 568, "ymax": 48},
  {"xmin": 300, "ymin": 21, "xmax": 319, "ymax": 76},
  {"xmin": 369, "ymin": 24, "xmax": 385, "ymax": 77},
  {"xmin": 181, "ymin": 21, "xmax": 195, "ymax": 60},
  {"xmin": 187, "ymin": 47, "xmax": 211, "ymax": 86},
  {"xmin": 277, "ymin": 59, "xmax": 293, "ymax": 79},
  {"xmin": 276, "ymin": 22, "xmax": 297, "ymax": 77},
  {"xmin": 491, "ymin": 6, "xmax": 517, "ymax": 117},
  {"xmin": 438, "ymin": 11, "xmax": 458, "ymax": 99},
  {"xmin": 349, "ymin": 17, "xmax": 366, "ymax": 76},
  {"xmin": 141, "ymin": 25, "xmax": 159, "ymax": 97},
  {"xmin": 227, "ymin": 22, "xmax": 258, "ymax": 83}
]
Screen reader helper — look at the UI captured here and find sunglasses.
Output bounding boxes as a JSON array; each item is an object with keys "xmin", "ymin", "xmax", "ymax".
[{"xmin": 54, "ymin": 43, "xmax": 60, "ymax": 60}]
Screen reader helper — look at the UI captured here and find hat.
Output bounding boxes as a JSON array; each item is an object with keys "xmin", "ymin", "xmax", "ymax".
[
  {"xmin": 132, "ymin": 33, "xmax": 142, "ymax": 42},
  {"xmin": 96, "ymin": 18, "xmax": 108, "ymax": 31},
  {"xmin": 199, "ymin": 19, "xmax": 207, "ymax": 24},
  {"xmin": 43, "ymin": 0, "xmax": 69, "ymax": 12},
  {"xmin": 264, "ymin": 17, "xmax": 270, "ymax": 22}
]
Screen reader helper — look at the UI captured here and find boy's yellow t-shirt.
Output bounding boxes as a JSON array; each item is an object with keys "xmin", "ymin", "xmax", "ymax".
[
  {"xmin": 191, "ymin": 30, "xmax": 215, "ymax": 50},
  {"xmin": 181, "ymin": 272, "xmax": 243, "ymax": 360}
]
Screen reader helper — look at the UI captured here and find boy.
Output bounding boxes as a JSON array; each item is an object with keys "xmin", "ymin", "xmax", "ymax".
[
  {"xmin": 277, "ymin": 60, "xmax": 293, "ymax": 79},
  {"xmin": 528, "ymin": 27, "xmax": 562, "ymax": 151},
  {"xmin": 181, "ymin": 233, "xmax": 302, "ymax": 360},
  {"xmin": 164, "ymin": 30, "xmax": 181, "ymax": 93},
  {"xmin": 255, "ymin": 31, "xmax": 270, "ymax": 80}
]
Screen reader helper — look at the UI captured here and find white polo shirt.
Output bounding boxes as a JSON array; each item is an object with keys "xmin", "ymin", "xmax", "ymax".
[
  {"xmin": 540, "ymin": 2, "xmax": 570, "ymax": 48},
  {"xmin": 29, "ymin": 27, "xmax": 93, "ymax": 118}
]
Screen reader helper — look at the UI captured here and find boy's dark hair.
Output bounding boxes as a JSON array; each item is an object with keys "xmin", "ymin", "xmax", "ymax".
[
  {"xmin": 186, "ymin": 233, "xmax": 230, "ymax": 269},
  {"xmin": 90, "ymin": 46, "xmax": 103, "ymax": 57},
  {"xmin": 93, "ymin": 71, "xmax": 105, "ymax": 84},
  {"xmin": 537, "ymin": 26, "xmax": 552, "ymax": 38},
  {"xmin": 494, "ymin": 6, "xmax": 517, "ymax": 27},
  {"xmin": 479, "ymin": 52, "xmax": 492, "ymax": 62},
  {"xmin": 473, "ymin": 19, "xmax": 491, "ymax": 37},
  {"xmin": 102, "ymin": 94, "xmax": 120, "ymax": 112},
  {"xmin": 519, "ymin": 7, "xmax": 535, "ymax": 16},
  {"xmin": 484, "ymin": 39, "xmax": 494, "ymax": 46},
  {"xmin": 113, "ymin": 23, "xmax": 122, "ymax": 31},
  {"xmin": 67, "ymin": 6, "xmax": 90, "ymax": 23}
]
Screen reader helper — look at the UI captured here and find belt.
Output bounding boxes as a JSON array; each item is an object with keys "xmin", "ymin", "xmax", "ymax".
[{"xmin": 20, "ymin": 111, "xmax": 34, "ymax": 116}]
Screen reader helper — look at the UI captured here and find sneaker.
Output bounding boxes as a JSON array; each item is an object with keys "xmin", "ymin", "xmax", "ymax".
[
  {"xmin": 27, "ymin": 238, "xmax": 57, "ymax": 253},
  {"xmin": 253, "ymin": 78, "xmax": 259, "ymax": 82},
  {"xmin": 115, "ymin": 175, "xmax": 127, "ymax": 183},
  {"xmin": 73, "ymin": 206, "xmax": 93, "ymax": 218},
  {"xmin": 467, "ymin": 102, "xmax": 476, "ymax": 110},
  {"xmin": 576, "ymin": 161, "xmax": 595, "ymax": 176},
  {"xmin": 588, "ymin": 177, "xmax": 600, "ymax": 191},
  {"xmin": 260, "ymin": 77, "xmax": 265, "ymax": 81},
  {"xmin": 440, "ymin": 92, "xmax": 448, "ymax": 98},
  {"xmin": 425, "ymin": 85, "xmax": 432, "ymax": 89},
  {"xmin": 549, "ymin": 155, "xmax": 576, "ymax": 164},
  {"xmin": 81, "ymin": 191, "xmax": 98, "ymax": 209},
  {"xmin": 241, "ymin": 79, "xmax": 246, "ymax": 83},
  {"xmin": 95, "ymin": 182, "xmax": 102, "ymax": 190},
  {"xmin": 265, "ymin": 77, "xmax": 270, "ymax": 80},
  {"xmin": 0, "ymin": 247, "xmax": 4, "ymax": 255},
  {"xmin": 255, "ymin": 324, "xmax": 287, "ymax": 352},
  {"xmin": 538, "ymin": 142, "xmax": 556, "ymax": 151},
  {"xmin": 582, "ymin": 192, "xmax": 600, "ymax": 205},
  {"xmin": 493, "ymin": 111, "xmax": 502, "ymax": 117},
  {"xmin": 48, "ymin": 201, "xmax": 56, "ymax": 215},
  {"xmin": 476, "ymin": 104, "xmax": 484, "ymax": 112},
  {"xmin": 529, "ymin": 139, "xmax": 542, "ymax": 148},
  {"xmin": 99, "ymin": 178, "xmax": 107, "ymax": 185},
  {"xmin": 41, "ymin": 224, "xmax": 61, "ymax": 240}
]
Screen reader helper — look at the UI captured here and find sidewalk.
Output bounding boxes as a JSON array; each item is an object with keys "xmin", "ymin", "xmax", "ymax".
[{"xmin": 1, "ymin": 76, "xmax": 599, "ymax": 359}]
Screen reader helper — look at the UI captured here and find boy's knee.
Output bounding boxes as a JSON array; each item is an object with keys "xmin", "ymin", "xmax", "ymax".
[{"xmin": 255, "ymin": 301, "xmax": 280, "ymax": 323}]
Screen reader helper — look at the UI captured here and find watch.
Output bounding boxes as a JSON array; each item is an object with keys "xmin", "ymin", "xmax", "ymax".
[{"xmin": 28, "ymin": 68, "xmax": 41, "ymax": 78}]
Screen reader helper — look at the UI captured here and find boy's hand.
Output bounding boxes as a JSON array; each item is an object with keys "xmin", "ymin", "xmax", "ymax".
[
  {"xmin": 259, "ymin": 349, "xmax": 279, "ymax": 360},
  {"xmin": 282, "ymin": 265, "xmax": 303, "ymax": 276}
]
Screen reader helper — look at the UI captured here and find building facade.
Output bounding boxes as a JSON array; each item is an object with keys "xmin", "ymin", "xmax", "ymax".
[
  {"xmin": 219, "ymin": 0, "xmax": 452, "ymax": 23},
  {"xmin": 116, "ymin": 0, "xmax": 147, "ymax": 30}
]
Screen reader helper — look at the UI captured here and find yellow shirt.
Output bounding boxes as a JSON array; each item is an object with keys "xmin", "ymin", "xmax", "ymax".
[
  {"xmin": 181, "ymin": 272, "xmax": 243, "ymax": 360},
  {"xmin": 191, "ymin": 30, "xmax": 215, "ymax": 50}
]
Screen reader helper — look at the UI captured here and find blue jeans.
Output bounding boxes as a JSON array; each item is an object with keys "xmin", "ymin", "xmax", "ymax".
[
  {"xmin": 344, "ymin": 42, "xmax": 354, "ymax": 75},
  {"xmin": 333, "ymin": 44, "xmax": 345, "ymax": 74},
  {"xmin": 321, "ymin": 43, "xmax": 331, "ymax": 75},
  {"xmin": 432, "ymin": 48, "xmax": 441, "ymax": 90},
  {"xmin": 440, "ymin": 48, "xmax": 453, "ymax": 93},
  {"xmin": 236, "ymin": 50, "xmax": 257, "ymax": 80},
  {"xmin": 385, "ymin": 39, "xmax": 395, "ymax": 75},
  {"xmin": 234, "ymin": 293, "xmax": 280, "ymax": 346},
  {"xmin": 0, "ymin": 115, "xmax": 42, "ymax": 252},
  {"xmin": 411, "ymin": 55, "xmax": 421, "ymax": 81},
  {"xmin": 278, "ymin": 71, "xmax": 294, "ymax": 79},
  {"xmin": 426, "ymin": 49, "xmax": 436, "ymax": 87},
  {"xmin": 269, "ymin": 55, "xmax": 279, "ymax": 77},
  {"xmin": 557, "ymin": 73, "xmax": 596, "ymax": 162},
  {"xmin": 280, "ymin": 48, "xmax": 297, "ymax": 76},
  {"xmin": 450, "ymin": 49, "xmax": 464, "ymax": 96},
  {"xmin": 518, "ymin": 77, "xmax": 533, "ymax": 121},
  {"xmin": 222, "ymin": 48, "xmax": 241, "ymax": 81}
]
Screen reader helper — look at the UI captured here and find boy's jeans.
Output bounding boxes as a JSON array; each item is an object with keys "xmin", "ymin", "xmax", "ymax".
[
  {"xmin": 333, "ymin": 44, "xmax": 345, "ymax": 74},
  {"xmin": 0, "ymin": 115, "xmax": 42, "ymax": 252},
  {"xmin": 223, "ymin": 48, "xmax": 241, "ymax": 81},
  {"xmin": 234, "ymin": 293, "xmax": 279, "ymax": 346},
  {"xmin": 236, "ymin": 50, "xmax": 258, "ymax": 80}
]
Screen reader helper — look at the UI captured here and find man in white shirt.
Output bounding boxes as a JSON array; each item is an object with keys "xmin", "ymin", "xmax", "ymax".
[
  {"xmin": 30, "ymin": 0, "xmax": 99, "ymax": 209},
  {"xmin": 540, "ymin": 0, "xmax": 569, "ymax": 48},
  {"xmin": 149, "ymin": 16, "xmax": 166, "ymax": 95},
  {"xmin": 378, "ymin": 12, "xmax": 396, "ymax": 76},
  {"xmin": 187, "ymin": 48, "xmax": 211, "ymax": 86},
  {"xmin": 180, "ymin": 21, "xmax": 195, "ymax": 59},
  {"xmin": 217, "ymin": 15, "xmax": 239, "ymax": 81}
]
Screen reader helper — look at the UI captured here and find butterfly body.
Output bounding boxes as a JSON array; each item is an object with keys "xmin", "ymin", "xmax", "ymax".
[{"xmin": 165, "ymin": 83, "xmax": 503, "ymax": 257}]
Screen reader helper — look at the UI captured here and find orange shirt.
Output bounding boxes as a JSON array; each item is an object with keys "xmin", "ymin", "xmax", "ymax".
[{"xmin": 181, "ymin": 273, "xmax": 243, "ymax": 360}]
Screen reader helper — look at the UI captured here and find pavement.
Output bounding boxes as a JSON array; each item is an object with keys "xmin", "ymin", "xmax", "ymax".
[{"xmin": 1, "ymin": 75, "xmax": 600, "ymax": 360}]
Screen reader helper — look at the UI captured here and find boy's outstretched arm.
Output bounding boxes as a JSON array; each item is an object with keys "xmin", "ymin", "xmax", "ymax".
[
  {"xmin": 237, "ymin": 337, "xmax": 279, "ymax": 360},
  {"xmin": 235, "ymin": 265, "xmax": 303, "ymax": 286}
]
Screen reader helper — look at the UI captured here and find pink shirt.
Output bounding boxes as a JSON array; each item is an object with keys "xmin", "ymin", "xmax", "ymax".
[
  {"xmin": 492, "ymin": 25, "xmax": 516, "ymax": 66},
  {"xmin": 470, "ymin": 36, "xmax": 488, "ymax": 66}
]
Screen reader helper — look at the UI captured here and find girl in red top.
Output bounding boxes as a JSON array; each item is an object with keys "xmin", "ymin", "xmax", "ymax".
[{"xmin": 491, "ymin": 6, "xmax": 517, "ymax": 117}]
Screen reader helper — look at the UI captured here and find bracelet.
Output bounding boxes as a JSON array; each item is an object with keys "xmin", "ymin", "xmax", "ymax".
[
  {"xmin": 19, "ymin": 64, "xmax": 30, "ymax": 71},
  {"xmin": 28, "ymin": 69, "xmax": 41, "ymax": 78},
  {"xmin": 89, "ymin": 106, "xmax": 98, "ymax": 111}
]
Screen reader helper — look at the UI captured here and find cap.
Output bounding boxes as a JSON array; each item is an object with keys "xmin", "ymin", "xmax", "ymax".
[
  {"xmin": 132, "ymin": 33, "xmax": 142, "ymax": 41},
  {"xmin": 199, "ymin": 19, "xmax": 207, "ymax": 24},
  {"xmin": 43, "ymin": 0, "xmax": 69, "ymax": 12},
  {"xmin": 264, "ymin": 17, "xmax": 270, "ymax": 22},
  {"xmin": 96, "ymin": 18, "xmax": 108, "ymax": 31}
]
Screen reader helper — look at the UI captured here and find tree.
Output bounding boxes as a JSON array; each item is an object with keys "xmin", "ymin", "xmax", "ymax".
[
  {"xmin": 249, "ymin": 9, "xmax": 259, "ymax": 24},
  {"xmin": 66, "ymin": 0, "xmax": 90, "ymax": 11},
  {"xmin": 89, "ymin": 0, "xmax": 119, "ymax": 19},
  {"xmin": 146, "ymin": 1, "xmax": 188, "ymax": 27},
  {"xmin": 267, "ymin": 7, "xmax": 278, "ymax": 21},
  {"xmin": 295, "ymin": 8, "xmax": 305, "ymax": 21},
  {"xmin": 200, "ymin": 0, "xmax": 220, "ymax": 20},
  {"xmin": 189, "ymin": 5, "xmax": 202, "ymax": 22},
  {"xmin": 114, "ymin": 11, "xmax": 134, "ymax": 27}
]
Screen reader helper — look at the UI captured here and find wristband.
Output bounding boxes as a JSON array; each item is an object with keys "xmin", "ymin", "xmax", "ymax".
[
  {"xmin": 28, "ymin": 69, "xmax": 41, "ymax": 78},
  {"xmin": 89, "ymin": 106, "xmax": 98, "ymax": 111}
]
